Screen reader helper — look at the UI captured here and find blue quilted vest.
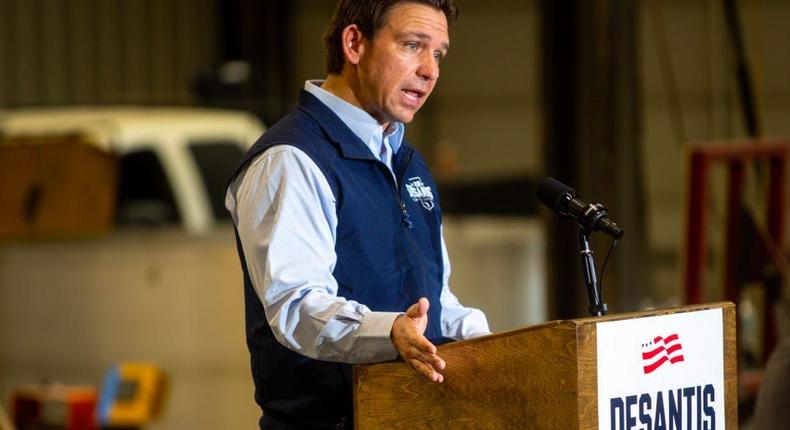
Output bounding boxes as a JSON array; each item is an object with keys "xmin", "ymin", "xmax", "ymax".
[{"xmin": 229, "ymin": 90, "xmax": 447, "ymax": 429}]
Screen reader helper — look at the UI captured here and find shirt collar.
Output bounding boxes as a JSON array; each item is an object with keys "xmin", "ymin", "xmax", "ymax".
[{"xmin": 304, "ymin": 80, "xmax": 404, "ymax": 155}]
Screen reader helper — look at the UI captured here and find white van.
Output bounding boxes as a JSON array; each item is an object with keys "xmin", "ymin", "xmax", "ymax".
[{"xmin": 0, "ymin": 107, "xmax": 264, "ymax": 235}]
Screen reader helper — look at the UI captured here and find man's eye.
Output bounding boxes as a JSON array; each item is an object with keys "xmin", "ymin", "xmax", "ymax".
[
  {"xmin": 405, "ymin": 42, "xmax": 419, "ymax": 50},
  {"xmin": 434, "ymin": 51, "xmax": 444, "ymax": 61}
]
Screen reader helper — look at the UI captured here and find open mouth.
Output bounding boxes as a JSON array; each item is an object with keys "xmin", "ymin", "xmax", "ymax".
[{"xmin": 401, "ymin": 89, "xmax": 424, "ymax": 102}]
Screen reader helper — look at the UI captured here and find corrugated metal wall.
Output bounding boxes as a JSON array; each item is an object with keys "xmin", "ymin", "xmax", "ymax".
[{"xmin": 0, "ymin": 0, "xmax": 217, "ymax": 106}]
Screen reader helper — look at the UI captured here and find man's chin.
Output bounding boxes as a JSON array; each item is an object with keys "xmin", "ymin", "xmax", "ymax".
[{"xmin": 393, "ymin": 109, "xmax": 419, "ymax": 124}]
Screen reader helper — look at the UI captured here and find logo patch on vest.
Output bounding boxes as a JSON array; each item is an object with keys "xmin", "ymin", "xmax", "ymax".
[{"xmin": 406, "ymin": 177, "xmax": 435, "ymax": 211}]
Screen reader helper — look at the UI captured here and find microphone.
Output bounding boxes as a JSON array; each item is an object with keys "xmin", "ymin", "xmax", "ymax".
[{"xmin": 537, "ymin": 177, "xmax": 624, "ymax": 239}]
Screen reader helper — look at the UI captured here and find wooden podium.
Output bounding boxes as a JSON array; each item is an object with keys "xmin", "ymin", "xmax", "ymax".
[{"xmin": 353, "ymin": 302, "xmax": 737, "ymax": 429}]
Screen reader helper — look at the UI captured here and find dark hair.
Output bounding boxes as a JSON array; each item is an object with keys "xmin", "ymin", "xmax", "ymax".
[{"xmin": 322, "ymin": 0, "xmax": 458, "ymax": 74}]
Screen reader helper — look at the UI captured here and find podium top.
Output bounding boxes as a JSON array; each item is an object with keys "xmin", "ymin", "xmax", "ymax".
[{"xmin": 432, "ymin": 301, "xmax": 733, "ymax": 353}]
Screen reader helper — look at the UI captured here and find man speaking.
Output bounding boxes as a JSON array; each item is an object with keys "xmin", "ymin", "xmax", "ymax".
[{"xmin": 226, "ymin": 1, "xmax": 490, "ymax": 428}]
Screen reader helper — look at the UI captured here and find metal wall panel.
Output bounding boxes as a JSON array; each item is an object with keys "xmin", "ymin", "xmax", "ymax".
[
  {"xmin": 41, "ymin": 0, "xmax": 68, "ymax": 104},
  {"xmin": 0, "ymin": 0, "xmax": 218, "ymax": 106},
  {"xmin": 10, "ymin": 0, "xmax": 39, "ymax": 104},
  {"xmin": 69, "ymin": 0, "xmax": 97, "ymax": 103}
]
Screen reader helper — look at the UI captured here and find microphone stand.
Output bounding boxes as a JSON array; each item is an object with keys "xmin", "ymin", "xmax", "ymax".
[{"xmin": 579, "ymin": 229, "xmax": 608, "ymax": 316}]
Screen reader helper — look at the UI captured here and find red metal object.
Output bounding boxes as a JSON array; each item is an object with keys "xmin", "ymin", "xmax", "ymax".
[
  {"xmin": 12, "ymin": 384, "xmax": 98, "ymax": 430},
  {"xmin": 684, "ymin": 140, "xmax": 787, "ymax": 362}
]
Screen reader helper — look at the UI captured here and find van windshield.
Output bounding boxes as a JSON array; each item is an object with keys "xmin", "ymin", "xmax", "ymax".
[
  {"xmin": 117, "ymin": 149, "xmax": 181, "ymax": 226},
  {"xmin": 188, "ymin": 141, "xmax": 245, "ymax": 221}
]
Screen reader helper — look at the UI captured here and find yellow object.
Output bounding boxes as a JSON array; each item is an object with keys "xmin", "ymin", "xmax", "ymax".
[{"xmin": 98, "ymin": 363, "xmax": 165, "ymax": 427}]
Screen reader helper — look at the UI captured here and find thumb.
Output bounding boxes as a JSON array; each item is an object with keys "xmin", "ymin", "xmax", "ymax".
[{"xmin": 406, "ymin": 297, "xmax": 429, "ymax": 319}]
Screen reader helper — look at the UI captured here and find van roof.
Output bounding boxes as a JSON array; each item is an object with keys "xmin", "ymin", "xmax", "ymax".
[{"xmin": 0, "ymin": 106, "xmax": 264, "ymax": 152}]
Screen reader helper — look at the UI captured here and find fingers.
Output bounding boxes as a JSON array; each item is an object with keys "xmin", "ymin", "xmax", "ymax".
[
  {"xmin": 401, "ymin": 335, "xmax": 444, "ymax": 368},
  {"xmin": 414, "ymin": 349, "xmax": 445, "ymax": 371},
  {"xmin": 401, "ymin": 336, "xmax": 445, "ymax": 382},
  {"xmin": 403, "ymin": 340, "xmax": 444, "ymax": 382},
  {"xmin": 409, "ymin": 357, "xmax": 444, "ymax": 383}
]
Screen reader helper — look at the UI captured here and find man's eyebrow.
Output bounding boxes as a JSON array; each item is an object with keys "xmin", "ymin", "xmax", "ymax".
[{"xmin": 400, "ymin": 31, "xmax": 450, "ymax": 52}]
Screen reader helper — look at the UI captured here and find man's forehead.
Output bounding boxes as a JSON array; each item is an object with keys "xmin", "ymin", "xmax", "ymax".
[
  {"xmin": 382, "ymin": 4, "xmax": 448, "ymax": 31},
  {"xmin": 381, "ymin": 5, "xmax": 450, "ymax": 46}
]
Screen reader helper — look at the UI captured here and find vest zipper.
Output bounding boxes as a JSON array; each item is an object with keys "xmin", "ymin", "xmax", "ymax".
[
  {"xmin": 393, "ymin": 152, "xmax": 415, "ymax": 229},
  {"xmin": 400, "ymin": 201, "xmax": 414, "ymax": 229}
]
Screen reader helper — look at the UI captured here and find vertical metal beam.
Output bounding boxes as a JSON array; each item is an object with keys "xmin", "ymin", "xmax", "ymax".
[
  {"xmin": 767, "ymin": 149, "xmax": 786, "ymax": 252},
  {"xmin": 724, "ymin": 160, "xmax": 746, "ymax": 303},
  {"xmin": 685, "ymin": 152, "xmax": 710, "ymax": 304},
  {"xmin": 540, "ymin": 0, "xmax": 582, "ymax": 319}
]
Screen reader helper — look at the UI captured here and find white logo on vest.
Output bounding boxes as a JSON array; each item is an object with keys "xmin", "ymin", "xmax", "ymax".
[{"xmin": 406, "ymin": 177, "xmax": 435, "ymax": 211}]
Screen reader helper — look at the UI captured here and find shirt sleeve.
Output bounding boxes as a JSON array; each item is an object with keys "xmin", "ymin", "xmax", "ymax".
[
  {"xmin": 439, "ymin": 227, "xmax": 492, "ymax": 340},
  {"xmin": 226, "ymin": 145, "xmax": 401, "ymax": 363}
]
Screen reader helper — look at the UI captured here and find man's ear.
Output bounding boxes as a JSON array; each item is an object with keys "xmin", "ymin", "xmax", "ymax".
[{"xmin": 341, "ymin": 24, "xmax": 365, "ymax": 65}]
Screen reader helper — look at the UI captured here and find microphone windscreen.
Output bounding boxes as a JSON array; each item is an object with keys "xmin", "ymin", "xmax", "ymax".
[{"xmin": 536, "ymin": 177, "xmax": 575, "ymax": 212}]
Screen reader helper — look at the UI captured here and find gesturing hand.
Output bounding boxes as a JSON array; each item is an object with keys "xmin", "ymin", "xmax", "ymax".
[{"xmin": 390, "ymin": 297, "xmax": 446, "ymax": 383}]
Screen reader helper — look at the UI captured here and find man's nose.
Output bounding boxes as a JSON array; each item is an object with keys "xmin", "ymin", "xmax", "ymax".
[{"xmin": 418, "ymin": 53, "xmax": 439, "ymax": 81}]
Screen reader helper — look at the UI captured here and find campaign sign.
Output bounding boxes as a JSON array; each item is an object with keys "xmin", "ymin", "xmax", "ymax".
[{"xmin": 597, "ymin": 309, "xmax": 724, "ymax": 430}]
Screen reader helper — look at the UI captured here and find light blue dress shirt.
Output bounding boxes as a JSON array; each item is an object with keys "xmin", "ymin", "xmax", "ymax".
[{"xmin": 225, "ymin": 80, "xmax": 490, "ymax": 364}]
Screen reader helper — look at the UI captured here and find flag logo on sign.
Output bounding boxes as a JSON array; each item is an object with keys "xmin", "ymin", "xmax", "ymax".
[{"xmin": 641, "ymin": 333, "xmax": 685, "ymax": 374}]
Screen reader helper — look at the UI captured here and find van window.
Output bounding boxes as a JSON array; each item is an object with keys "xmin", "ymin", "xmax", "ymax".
[
  {"xmin": 116, "ymin": 149, "xmax": 180, "ymax": 226},
  {"xmin": 188, "ymin": 142, "xmax": 245, "ymax": 221}
]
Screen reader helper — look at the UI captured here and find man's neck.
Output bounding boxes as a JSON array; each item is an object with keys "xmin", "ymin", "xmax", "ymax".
[{"xmin": 321, "ymin": 74, "xmax": 390, "ymax": 130}]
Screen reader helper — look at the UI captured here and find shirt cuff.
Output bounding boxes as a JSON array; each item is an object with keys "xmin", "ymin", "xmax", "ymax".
[{"xmin": 356, "ymin": 311, "xmax": 403, "ymax": 361}]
